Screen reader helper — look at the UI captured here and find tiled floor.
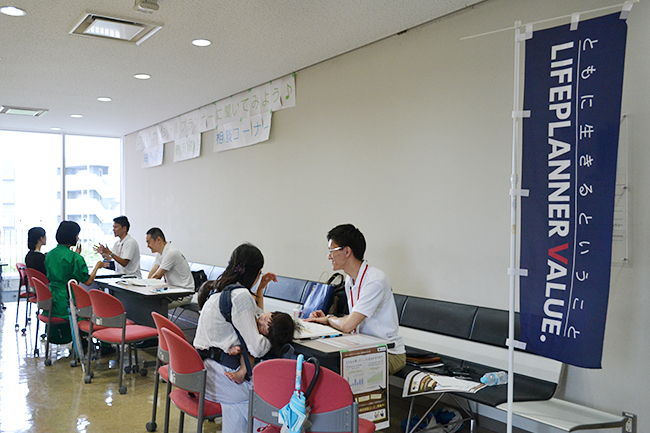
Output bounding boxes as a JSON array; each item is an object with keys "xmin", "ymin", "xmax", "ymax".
[
  {"xmin": 0, "ymin": 299, "xmax": 474, "ymax": 433},
  {"xmin": 0, "ymin": 300, "xmax": 220, "ymax": 433}
]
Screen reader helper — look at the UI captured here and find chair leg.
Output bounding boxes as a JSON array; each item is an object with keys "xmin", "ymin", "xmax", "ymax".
[
  {"xmin": 44, "ymin": 316, "xmax": 52, "ymax": 366},
  {"xmin": 85, "ymin": 333, "xmax": 94, "ymax": 383},
  {"xmin": 14, "ymin": 289, "xmax": 21, "ymax": 331},
  {"xmin": 34, "ymin": 314, "xmax": 41, "ymax": 357},
  {"xmin": 23, "ymin": 299, "xmax": 31, "ymax": 334},
  {"xmin": 146, "ymin": 357, "xmax": 162, "ymax": 432},
  {"xmin": 197, "ymin": 398, "xmax": 205, "ymax": 433},
  {"xmin": 178, "ymin": 411, "xmax": 185, "ymax": 433},
  {"xmin": 164, "ymin": 379, "xmax": 172, "ymax": 433},
  {"xmin": 118, "ymin": 342, "xmax": 127, "ymax": 394}
]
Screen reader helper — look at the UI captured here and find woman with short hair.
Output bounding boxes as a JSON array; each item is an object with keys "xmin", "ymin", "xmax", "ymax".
[{"xmin": 44, "ymin": 221, "xmax": 105, "ymax": 320}]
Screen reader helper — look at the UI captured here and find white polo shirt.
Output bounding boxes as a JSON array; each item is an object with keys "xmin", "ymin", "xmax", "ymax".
[
  {"xmin": 153, "ymin": 242, "xmax": 194, "ymax": 290},
  {"xmin": 346, "ymin": 261, "xmax": 405, "ymax": 355},
  {"xmin": 112, "ymin": 234, "xmax": 142, "ymax": 277}
]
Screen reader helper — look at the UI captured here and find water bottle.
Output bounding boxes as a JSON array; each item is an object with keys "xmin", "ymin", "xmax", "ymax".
[{"xmin": 480, "ymin": 371, "xmax": 508, "ymax": 386}]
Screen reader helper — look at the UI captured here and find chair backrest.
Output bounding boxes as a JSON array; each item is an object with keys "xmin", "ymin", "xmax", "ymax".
[
  {"xmin": 151, "ymin": 312, "xmax": 186, "ymax": 362},
  {"xmin": 33, "ymin": 277, "xmax": 53, "ymax": 312},
  {"xmin": 251, "ymin": 358, "xmax": 358, "ymax": 432},
  {"xmin": 25, "ymin": 267, "xmax": 49, "ymax": 287},
  {"xmin": 16, "ymin": 263, "xmax": 28, "ymax": 289},
  {"xmin": 69, "ymin": 280, "xmax": 93, "ymax": 318},
  {"xmin": 88, "ymin": 289, "xmax": 127, "ymax": 327},
  {"xmin": 161, "ymin": 328, "xmax": 207, "ymax": 393}
]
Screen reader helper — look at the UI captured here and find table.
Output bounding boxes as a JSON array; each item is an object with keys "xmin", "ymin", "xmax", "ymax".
[
  {"xmin": 96, "ymin": 277, "xmax": 194, "ymax": 328},
  {"xmin": 294, "ymin": 332, "xmax": 394, "ymax": 430},
  {"xmin": 294, "ymin": 333, "xmax": 393, "ymax": 373}
]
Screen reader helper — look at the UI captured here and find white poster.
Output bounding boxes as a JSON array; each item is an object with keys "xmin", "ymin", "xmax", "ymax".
[
  {"xmin": 174, "ymin": 133, "xmax": 201, "ymax": 162},
  {"xmin": 157, "ymin": 118, "xmax": 178, "ymax": 144},
  {"xmin": 142, "ymin": 143, "xmax": 164, "ymax": 168}
]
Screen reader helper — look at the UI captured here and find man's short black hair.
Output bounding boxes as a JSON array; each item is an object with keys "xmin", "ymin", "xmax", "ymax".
[
  {"xmin": 327, "ymin": 224, "xmax": 366, "ymax": 261},
  {"xmin": 113, "ymin": 216, "xmax": 130, "ymax": 231},
  {"xmin": 146, "ymin": 227, "xmax": 166, "ymax": 242},
  {"xmin": 56, "ymin": 221, "xmax": 81, "ymax": 246}
]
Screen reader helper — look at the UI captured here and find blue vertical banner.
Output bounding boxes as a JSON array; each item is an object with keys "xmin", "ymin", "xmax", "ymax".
[{"xmin": 520, "ymin": 13, "xmax": 627, "ymax": 368}]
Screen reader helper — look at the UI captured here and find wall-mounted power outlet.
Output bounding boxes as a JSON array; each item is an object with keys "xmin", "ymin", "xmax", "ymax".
[{"xmin": 622, "ymin": 412, "xmax": 636, "ymax": 433}]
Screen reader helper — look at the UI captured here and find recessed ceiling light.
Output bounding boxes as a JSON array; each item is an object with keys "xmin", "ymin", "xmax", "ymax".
[
  {"xmin": 50, "ymin": 127, "xmax": 61, "ymax": 131},
  {"xmin": 192, "ymin": 39, "xmax": 211, "ymax": 47},
  {"xmin": 71, "ymin": 114, "xmax": 83, "ymax": 118},
  {"xmin": 134, "ymin": 73, "xmax": 150, "ymax": 80},
  {"xmin": 97, "ymin": 97, "xmax": 112, "ymax": 102},
  {"xmin": 0, "ymin": 6, "xmax": 26, "ymax": 17}
]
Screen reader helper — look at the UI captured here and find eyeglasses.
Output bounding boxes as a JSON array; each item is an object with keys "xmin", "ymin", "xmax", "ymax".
[{"xmin": 328, "ymin": 246, "xmax": 346, "ymax": 254}]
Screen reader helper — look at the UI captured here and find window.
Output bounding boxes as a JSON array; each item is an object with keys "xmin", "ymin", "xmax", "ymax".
[{"xmin": 0, "ymin": 131, "xmax": 121, "ymax": 274}]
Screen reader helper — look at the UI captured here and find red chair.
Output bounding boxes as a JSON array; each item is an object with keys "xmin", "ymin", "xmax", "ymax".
[
  {"xmin": 25, "ymin": 268, "xmax": 50, "ymax": 343},
  {"xmin": 15, "ymin": 263, "xmax": 36, "ymax": 335},
  {"xmin": 161, "ymin": 328, "xmax": 222, "ymax": 433},
  {"xmin": 67, "ymin": 281, "xmax": 135, "ymax": 367},
  {"xmin": 85, "ymin": 289, "xmax": 158, "ymax": 394},
  {"xmin": 32, "ymin": 277, "xmax": 69, "ymax": 366},
  {"xmin": 147, "ymin": 312, "xmax": 187, "ymax": 432},
  {"xmin": 25, "ymin": 267, "xmax": 49, "ymax": 287},
  {"xmin": 248, "ymin": 358, "xmax": 376, "ymax": 433}
]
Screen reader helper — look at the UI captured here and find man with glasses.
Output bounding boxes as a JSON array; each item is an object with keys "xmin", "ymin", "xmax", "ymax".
[{"xmin": 306, "ymin": 224, "xmax": 406, "ymax": 374}]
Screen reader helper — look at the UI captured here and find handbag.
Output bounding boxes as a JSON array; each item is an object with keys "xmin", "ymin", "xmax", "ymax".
[
  {"xmin": 191, "ymin": 269, "xmax": 208, "ymax": 292},
  {"xmin": 326, "ymin": 273, "xmax": 348, "ymax": 317},
  {"xmin": 299, "ymin": 273, "xmax": 344, "ymax": 319}
]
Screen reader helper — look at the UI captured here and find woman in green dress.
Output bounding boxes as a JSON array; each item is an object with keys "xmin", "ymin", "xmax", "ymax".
[{"xmin": 44, "ymin": 221, "xmax": 106, "ymax": 320}]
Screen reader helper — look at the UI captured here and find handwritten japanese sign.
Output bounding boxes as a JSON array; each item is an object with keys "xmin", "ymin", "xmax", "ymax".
[
  {"xmin": 141, "ymin": 143, "xmax": 164, "ymax": 168},
  {"xmin": 129, "ymin": 73, "xmax": 296, "ymax": 163},
  {"xmin": 519, "ymin": 13, "xmax": 627, "ymax": 368},
  {"xmin": 174, "ymin": 133, "xmax": 201, "ymax": 162}
]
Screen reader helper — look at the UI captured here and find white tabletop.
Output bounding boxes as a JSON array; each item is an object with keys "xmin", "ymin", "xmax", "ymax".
[{"xmin": 98, "ymin": 277, "xmax": 194, "ymax": 297}]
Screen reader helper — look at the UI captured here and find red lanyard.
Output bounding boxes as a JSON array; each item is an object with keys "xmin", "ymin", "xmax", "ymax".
[{"xmin": 349, "ymin": 263, "xmax": 368, "ymax": 308}]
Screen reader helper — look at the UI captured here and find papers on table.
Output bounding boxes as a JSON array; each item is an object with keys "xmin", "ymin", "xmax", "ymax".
[
  {"xmin": 402, "ymin": 370, "xmax": 486, "ymax": 398},
  {"xmin": 294, "ymin": 320, "xmax": 343, "ymax": 340},
  {"xmin": 116, "ymin": 278, "xmax": 168, "ymax": 288},
  {"xmin": 318, "ymin": 334, "xmax": 384, "ymax": 349}
]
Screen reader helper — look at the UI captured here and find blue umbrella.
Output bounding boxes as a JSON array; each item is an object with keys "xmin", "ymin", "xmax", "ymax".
[{"xmin": 279, "ymin": 354, "xmax": 307, "ymax": 433}]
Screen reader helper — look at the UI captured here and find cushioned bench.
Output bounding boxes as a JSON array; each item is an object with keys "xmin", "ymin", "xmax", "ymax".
[{"xmin": 393, "ymin": 294, "xmax": 627, "ymax": 432}]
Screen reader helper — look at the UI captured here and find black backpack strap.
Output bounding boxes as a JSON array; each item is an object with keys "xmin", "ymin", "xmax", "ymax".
[{"xmin": 219, "ymin": 284, "xmax": 254, "ymax": 380}]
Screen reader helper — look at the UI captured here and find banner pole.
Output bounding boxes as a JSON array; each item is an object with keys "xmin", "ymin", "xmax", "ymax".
[{"xmin": 507, "ymin": 20, "xmax": 524, "ymax": 433}]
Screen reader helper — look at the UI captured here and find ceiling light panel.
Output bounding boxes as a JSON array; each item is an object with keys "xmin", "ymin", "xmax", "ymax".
[
  {"xmin": 0, "ymin": 105, "xmax": 47, "ymax": 117},
  {"xmin": 70, "ymin": 13, "xmax": 162, "ymax": 45}
]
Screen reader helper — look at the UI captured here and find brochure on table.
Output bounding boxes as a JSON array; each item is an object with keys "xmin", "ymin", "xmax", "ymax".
[{"xmin": 402, "ymin": 370, "xmax": 486, "ymax": 398}]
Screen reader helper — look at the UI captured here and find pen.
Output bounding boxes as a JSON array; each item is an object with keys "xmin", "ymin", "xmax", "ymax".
[{"xmin": 320, "ymin": 334, "xmax": 340, "ymax": 339}]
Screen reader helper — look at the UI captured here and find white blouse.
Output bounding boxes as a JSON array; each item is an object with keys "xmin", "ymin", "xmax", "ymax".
[{"xmin": 193, "ymin": 287, "xmax": 271, "ymax": 358}]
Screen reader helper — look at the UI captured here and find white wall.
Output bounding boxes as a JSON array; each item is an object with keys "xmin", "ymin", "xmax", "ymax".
[{"xmin": 124, "ymin": 0, "xmax": 649, "ymax": 428}]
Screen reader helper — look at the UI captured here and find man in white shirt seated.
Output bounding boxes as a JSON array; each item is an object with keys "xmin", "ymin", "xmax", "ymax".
[
  {"xmin": 306, "ymin": 224, "xmax": 406, "ymax": 374},
  {"xmin": 146, "ymin": 227, "xmax": 195, "ymax": 307},
  {"xmin": 95, "ymin": 216, "xmax": 142, "ymax": 278}
]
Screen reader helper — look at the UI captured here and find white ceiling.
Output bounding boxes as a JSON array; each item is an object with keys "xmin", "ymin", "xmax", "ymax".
[{"xmin": 0, "ymin": 0, "xmax": 484, "ymax": 138}]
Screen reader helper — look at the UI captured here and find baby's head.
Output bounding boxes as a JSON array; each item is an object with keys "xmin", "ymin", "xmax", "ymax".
[{"xmin": 257, "ymin": 312, "xmax": 297, "ymax": 353}]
